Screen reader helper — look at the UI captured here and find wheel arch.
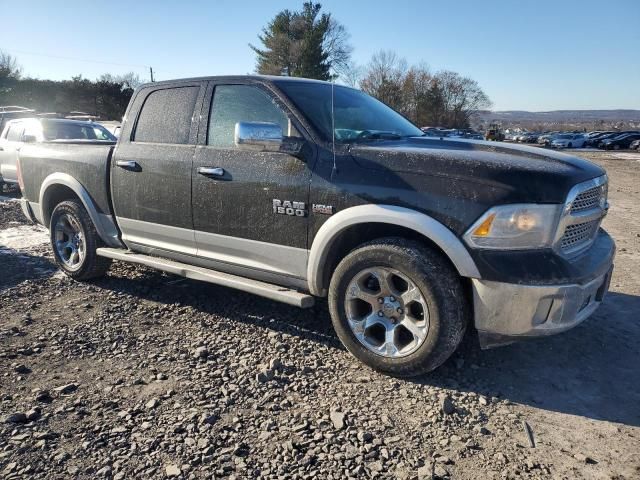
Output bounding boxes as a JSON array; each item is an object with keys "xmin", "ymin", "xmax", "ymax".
[
  {"xmin": 39, "ymin": 173, "xmax": 122, "ymax": 248},
  {"xmin": 307, "ymin": 204, "xmax": 481, "ymax": 296}
]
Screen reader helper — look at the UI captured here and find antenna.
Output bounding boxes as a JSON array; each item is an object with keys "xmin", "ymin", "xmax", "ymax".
[{"xmin": 331, "ymin": 72, "xmax": 337, "ymax": 178}]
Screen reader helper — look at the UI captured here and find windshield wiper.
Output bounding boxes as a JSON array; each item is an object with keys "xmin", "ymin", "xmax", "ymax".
[{"xmin": 358, "ymin": 131, "xmax": 403, "ymax": 141}]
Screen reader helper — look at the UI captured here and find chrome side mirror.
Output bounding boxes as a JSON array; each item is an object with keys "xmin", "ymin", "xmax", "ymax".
[{"xmin": 235, "ymin": 122, "xmax": 283, "ymax": 152}]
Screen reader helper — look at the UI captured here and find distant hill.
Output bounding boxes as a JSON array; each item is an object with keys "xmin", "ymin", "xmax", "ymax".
[{"xmin": 476, "ymin": 109, "xmax": 640, "ymax": 126}]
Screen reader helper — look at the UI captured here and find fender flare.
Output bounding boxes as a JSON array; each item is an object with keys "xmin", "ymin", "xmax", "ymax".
[
  {"xmin": 307, "ymin": 204, "xmax": 481, "ymax": 296},
  {"xmin": 38, "ymin": 173, "xmax": 122, "ymax": 248}
]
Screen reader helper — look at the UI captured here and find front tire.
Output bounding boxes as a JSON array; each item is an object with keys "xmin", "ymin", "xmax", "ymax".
[
  {"xmin": 328, "ymin": 238, "xmax": 468, "ymax": 377},
  {"xmin": 50, "ymin": 200, "xmax": 111, "ymax": 280}
]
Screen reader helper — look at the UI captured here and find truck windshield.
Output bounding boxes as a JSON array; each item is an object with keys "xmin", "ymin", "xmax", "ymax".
[{"xmin": 277, "ymin": 81, "xmax": 423, "ymax": 143}]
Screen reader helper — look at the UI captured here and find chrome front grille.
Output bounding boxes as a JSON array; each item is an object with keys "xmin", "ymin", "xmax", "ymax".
[
  {"xmin": 557, "ymin": 176, "xmax": 608, "ymax": 255},
  {"xmin": 571, "ymin": 184, "xmax": 607, "ymax": 213},
  {"xmin": 561, "ymin": 220, "xmax": 600, "ymax": 250}
]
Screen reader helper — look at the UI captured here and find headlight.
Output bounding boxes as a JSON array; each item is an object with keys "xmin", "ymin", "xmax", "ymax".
[{"xmin": 464, "ymin": 204, "xmax": 562, "ymax": 249}]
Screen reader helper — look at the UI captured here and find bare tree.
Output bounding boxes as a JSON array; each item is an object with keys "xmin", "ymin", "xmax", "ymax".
[
  {"xmin": 0, "ymin": 51, "xmax": 22, "ymax": 81},
  {"xmin": 99, "ymin": 72, "xmax": 145, "ymax": 89},
  {"xmin": 359, "ymin": 50, "xmax": 408, "ymax": 112},
  {"xmin": 323, "ymin": 17, "xmax": 353, "ymax": 78},
  {"xmin": 358, "ymin": 51, "xmax": 492, "ymax": 128}
]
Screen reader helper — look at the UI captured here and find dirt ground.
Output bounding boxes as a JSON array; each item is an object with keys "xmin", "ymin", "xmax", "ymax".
[{"xmin": 0, "ymin": 150, "xmax": 639, "ymax": 479}]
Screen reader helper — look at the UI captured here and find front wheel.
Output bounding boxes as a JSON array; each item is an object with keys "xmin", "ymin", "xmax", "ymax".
[
  {"xmin": 328, "ymin": 238, "xmax": 468, "ymax": 377},
  {"xmin": 50, "ymin": 200, "xmax": 112, "ymax": 280}
]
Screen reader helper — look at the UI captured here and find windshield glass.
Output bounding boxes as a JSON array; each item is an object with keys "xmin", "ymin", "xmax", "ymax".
[
  {"xmin": 557, "ymin": 134, "xmax": 572, "ymax": 139},
  {"xmin": 277, "ymin": 81, "xmax": 423, "ymax": 142}
]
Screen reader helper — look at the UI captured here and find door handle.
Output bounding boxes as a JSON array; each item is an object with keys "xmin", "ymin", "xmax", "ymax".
[
  {"xmin": 198, "ymin": 167, "xmax": 225, "ymax": 177},
  {"xmin": 116, "ymin": 160, "xmax": 139, "ymax": 170}
]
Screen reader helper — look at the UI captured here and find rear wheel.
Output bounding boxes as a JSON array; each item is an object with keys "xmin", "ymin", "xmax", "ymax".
[
  {"xmin": 50, "ymin": 200, "xmax": 111, "ymax": 280},
  {"xmin": 328, "ymin": 238, "xmax": 467, "ymax": 376}
]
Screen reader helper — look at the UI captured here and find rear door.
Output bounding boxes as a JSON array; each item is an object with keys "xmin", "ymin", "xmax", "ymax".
[
  {"xmin": 0, "ymin": 121, "xmax": 24, "ymax": 183},
  {"xmin": 111, "ymin": 83, "xmax": 205, "ymax": 255},
  {"xmin": 191, "ymin": 81, "xmax": 312, "ymax": 280}
]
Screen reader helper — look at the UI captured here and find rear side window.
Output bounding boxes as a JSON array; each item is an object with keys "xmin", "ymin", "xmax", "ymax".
[
  {"xmin": 134, "ymin": 87, "xmax": 199, "ymax": 144},
  {"xmin": 208, "ymin": 85, "xmax": 288, "ymax": 147},
  {"xmin": 7, "ymin": 124, "xmax": 24, "ymax": 142}
]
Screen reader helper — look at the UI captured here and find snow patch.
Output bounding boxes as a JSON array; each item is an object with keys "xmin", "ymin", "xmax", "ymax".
[
  {"xmin": 611, "ymin": 153, "xmax": 640, "ymax": 161},
  {"xmin": 0, "ymin": 225, "xmax": 49, "ymax": 250}
]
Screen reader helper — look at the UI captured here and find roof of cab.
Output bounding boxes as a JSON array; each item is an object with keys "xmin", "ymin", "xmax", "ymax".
[{"xmin": 137, "ymin": 74, "xmax": 333, "ymax": 90}]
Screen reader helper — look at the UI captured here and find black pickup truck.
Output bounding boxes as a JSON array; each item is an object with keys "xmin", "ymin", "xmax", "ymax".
[{"xmin": 17, "ymin": 76, "xmax": 615, "ymax": 376}]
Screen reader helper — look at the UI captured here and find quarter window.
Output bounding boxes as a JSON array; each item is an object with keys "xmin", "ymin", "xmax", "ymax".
[
  {"xmin": 134, "ymin": 86, "xmax": 199, "ymax": 144},
  {"xmin": 207, "ymin": 85, "xmax": 289, "ymax": 147}
]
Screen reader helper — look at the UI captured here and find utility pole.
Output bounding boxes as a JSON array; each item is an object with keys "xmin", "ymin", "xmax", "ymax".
[{"xmin": 149, "ymin": 67, "xmax": 155, "ymax": 82}]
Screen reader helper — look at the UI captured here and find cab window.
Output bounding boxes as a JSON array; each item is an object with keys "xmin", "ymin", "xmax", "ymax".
[{"xmin": 207, "ymin": 85, "xmax": 290, "ymax": 148}]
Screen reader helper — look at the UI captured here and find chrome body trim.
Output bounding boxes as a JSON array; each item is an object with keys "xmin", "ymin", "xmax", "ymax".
[
  {"xmin": 307, "ymin": 204, "xmax": 481, "ymax": 296},
  {"xmin": 38, "ymin": 173, "xmax": 122, "ymax": 248},
  {"xmin": 235, "ymin": 121, "xmax": 283, "ymax": 152}
]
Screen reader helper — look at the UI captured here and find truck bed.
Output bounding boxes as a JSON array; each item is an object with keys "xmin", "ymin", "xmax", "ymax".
[{"xmin": 19, "ymin": 141, "xmax": 116, "ymax": 219}]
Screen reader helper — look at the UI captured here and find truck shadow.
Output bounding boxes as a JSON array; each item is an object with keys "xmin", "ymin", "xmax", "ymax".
[
  {"xmin": 96, "ymin": 266, "xmax": 640, "ymax": 428},
  {"xmin": 413, "ymin": 291, "xmax": 640, "ymax": 428},
  {"xmin": 0, "ymin": 247, "xmax": 57, "ymax": 291}
]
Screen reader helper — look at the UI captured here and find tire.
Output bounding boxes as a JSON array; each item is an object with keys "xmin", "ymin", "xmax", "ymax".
[
  {"xmin": 49, "ymin": 200, "xmax": 111, "ymax": 280},
  {"xmin": 328, "ymin": 237, "xmax": 468, "ymax": 377}
]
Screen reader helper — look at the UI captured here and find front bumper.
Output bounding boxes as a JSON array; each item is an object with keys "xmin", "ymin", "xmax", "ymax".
[{"xmin": 472, "ymin": 233, "xmax": 615, "ymax": 348}]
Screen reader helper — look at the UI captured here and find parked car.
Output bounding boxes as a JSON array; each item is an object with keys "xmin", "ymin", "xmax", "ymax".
[
  {"xmin": 551, "ymin": 133, "xmax": 587, "ymax": 148},
  {"xmin": 584, "ymin": 131, "xmax": 616, "ymax": 147},
  {"xmin": 0, "ymin": 106, "xmax": 35, "ymax": 134},
  {"xmin": 600, "ymin": 133, "xmax": 640, "ymax": 150},
  {"xmin": 16, "ymin": 75, "xmax": 614, "ymax": 376},
  {"xmin": 630, "ymin": 139, "xmax": 640, "ymax": 150},
  {"xmin": 0, "ymin": 118, "xmax": 116, "ymax": 186},
  {"xmin": 537, "ymin": 132, "xmax": 562, "ymax": 146}
]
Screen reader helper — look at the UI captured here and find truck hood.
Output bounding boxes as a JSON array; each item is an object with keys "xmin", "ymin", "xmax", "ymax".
[{"xmin": 349, "ymin": 137, "xmax": 605, "ymax": 203}]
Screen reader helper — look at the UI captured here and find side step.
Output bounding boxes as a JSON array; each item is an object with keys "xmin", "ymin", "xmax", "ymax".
[{"xmin": 96, "ymin": 248, "xmax": 315, "ymax": 308}]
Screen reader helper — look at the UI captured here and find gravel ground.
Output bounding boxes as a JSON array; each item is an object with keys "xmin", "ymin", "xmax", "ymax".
[{"xmin": 1, "ymin": 151, "xmax": 639, "ymax": 479}]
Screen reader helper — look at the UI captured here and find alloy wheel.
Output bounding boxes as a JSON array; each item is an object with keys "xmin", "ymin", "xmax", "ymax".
[{"xmin": 344, "ymin": 267, "xmax": 430, "ymax": 358}]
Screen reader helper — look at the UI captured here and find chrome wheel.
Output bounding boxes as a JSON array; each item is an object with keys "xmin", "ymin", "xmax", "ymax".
[
  {"xmin": 345, "ymin": 267, "xmax": 430, "ymax": 358},
  {"xmin": 54, "ymin": 213, "xmax": 85, "ymax": 270}
]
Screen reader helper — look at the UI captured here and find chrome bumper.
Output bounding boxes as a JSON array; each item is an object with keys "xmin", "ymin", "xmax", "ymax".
[{"xmin": 473, "ymin": 264, "xmax": 614, "ymax": 348}]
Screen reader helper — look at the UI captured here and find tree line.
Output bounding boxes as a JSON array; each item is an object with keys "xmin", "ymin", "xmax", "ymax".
[{"xmin": 1, "ymin": 51, "xmax": 141, "ymax": 120}]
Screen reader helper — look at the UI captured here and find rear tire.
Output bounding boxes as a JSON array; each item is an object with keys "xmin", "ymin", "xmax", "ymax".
[
  {"xmin": 328, "ymin": 237, "xmax": 468, "ymax": 377},
  {"xmin": 50, "ymin": 200, "xmax": 111, "ymax": 280}
]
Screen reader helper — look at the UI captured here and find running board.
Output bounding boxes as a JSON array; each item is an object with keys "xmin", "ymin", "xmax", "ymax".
[{"xmin": 96, "ymin": 248, "xmax": 315, "ymax": 308}]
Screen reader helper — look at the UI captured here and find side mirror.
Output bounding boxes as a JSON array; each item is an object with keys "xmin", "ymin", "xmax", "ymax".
[
  {"xmin": 22, "ymin": 134, "xmax": 37, "ymax": 143},
  {"xmin": 235, "ymin": 122, "xmax": 283, "ymax": 152}
]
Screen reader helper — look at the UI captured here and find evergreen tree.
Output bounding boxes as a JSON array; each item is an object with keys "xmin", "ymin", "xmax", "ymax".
[{"xmin": 250, "ymin": 2, "xmax": 350, "ymax": 80}]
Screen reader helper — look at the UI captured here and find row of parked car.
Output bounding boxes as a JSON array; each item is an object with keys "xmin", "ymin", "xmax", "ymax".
[
  {"xmin": 420, "ymin": 127, "xmax": 485, "ymax": 140},
  {"xmin": 0, "ymin": 116, "xmax": 117, "ymax": 189},
  {"xmin": 508, "ymin": 130, "xmax": 640, "ymax": 150}
]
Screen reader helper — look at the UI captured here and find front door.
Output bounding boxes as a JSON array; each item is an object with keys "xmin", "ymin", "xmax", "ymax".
[
  {"xmin": 192, "ymin": 82, "xmax": 312, "ymax": 280},
  {"xmin": 111, "ymin": 83, "xmax": 204, "ymax": 255}
]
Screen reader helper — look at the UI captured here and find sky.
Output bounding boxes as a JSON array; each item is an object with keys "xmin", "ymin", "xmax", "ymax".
[{"xmin": 1, "ymin": 0, "xmax": 639, "ymax": 111}]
